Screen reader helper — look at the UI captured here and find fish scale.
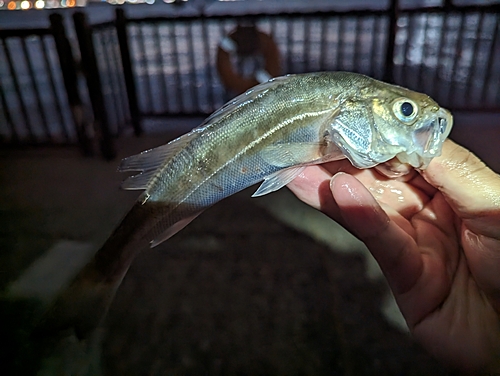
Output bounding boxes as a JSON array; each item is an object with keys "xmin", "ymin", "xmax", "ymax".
[{"xmin": 140, "ymin": 76, "xmax": 341, "ymax": 243}]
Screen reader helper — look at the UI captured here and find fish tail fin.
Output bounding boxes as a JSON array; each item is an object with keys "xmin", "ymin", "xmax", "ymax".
[
  {"xmin": 33, "ymin": 258, "xmax": 124, "ymax": 340},
  {"xmin": 33, "ymin": 203, "xmax": 150, "ymax": 340}
]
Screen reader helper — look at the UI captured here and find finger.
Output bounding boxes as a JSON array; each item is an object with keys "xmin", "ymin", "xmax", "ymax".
[
  {"xmin": 422, "ymin": 140, "xmax": 500, "ymax": 305},
  {"xmin": 287, "ymin": 164, "xmax": 347, "ymax": 224},
  {"xmin": 289, "ymin": 164, "xmax": 433, "ymax": 224},
  {"xmin": 287, "ymin": 164, "xmax": 333, "ymax": 210},
  {"xmin": 329, "ymin": 172, "xmax": 424, "ymax": 297},
  {"xmin": 421, "ymin": 139, "xmax": 500, "ymax": 238},
  {"xmin": 462, "ymin": 229, "xmax": 500, "ymax": 312},
  {"xmin": 354, "ymin": 172, "xmax": 430, "ymax": 219}
]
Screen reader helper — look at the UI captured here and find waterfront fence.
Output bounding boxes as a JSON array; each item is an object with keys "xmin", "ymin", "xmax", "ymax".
[{"xmin": 1, "ymin": 1, "xmax": 498, "ymax": 158}]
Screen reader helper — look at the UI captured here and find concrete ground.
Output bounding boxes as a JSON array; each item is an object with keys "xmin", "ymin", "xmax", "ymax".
[{"xmin": 0, "ymin": 113, "xmax": 498, "ymax": 375}]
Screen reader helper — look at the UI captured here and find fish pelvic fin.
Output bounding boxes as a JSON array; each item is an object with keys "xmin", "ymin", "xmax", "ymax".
[{"xmin": 252, "ymin": 166, "xmax": 306, "ymax": 197}]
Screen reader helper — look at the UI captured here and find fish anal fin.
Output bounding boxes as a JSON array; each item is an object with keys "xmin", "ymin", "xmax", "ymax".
[
  {"xmin": 252, "ymin": 166, "xmax": 306, "ymax": 197},
  {"xmin": 150, "ymin": 212, "xmax": 202, "ymax": 248}
]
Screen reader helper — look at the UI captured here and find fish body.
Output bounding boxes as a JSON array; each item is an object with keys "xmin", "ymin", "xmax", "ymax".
[
  {"xmin": 38, "ymin": 72, "xmax": 453, "ymax": 338},
  {"xmin": 119, "ymin": 71, "xmax": 452, "ymax": 248}
]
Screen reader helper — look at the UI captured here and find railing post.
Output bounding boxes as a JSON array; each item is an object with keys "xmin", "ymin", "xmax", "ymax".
[
  {"xmin": 49, "ymin": 13, "xmax": 93, "ymax": 156},
  {"xmin": 73, "ymin": 12, "xmax": 116, "ymax": 160},
  {"xmin": 115, "ymin": 7, "xmax": 142, "ymax": 137},
  {"xmin": 384, "ymin": 0, "xmax": 399, "ymax": 83}
]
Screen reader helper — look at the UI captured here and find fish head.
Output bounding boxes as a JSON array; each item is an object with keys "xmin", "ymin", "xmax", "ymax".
[{"xmin": 368, "ymin": 83, "xmax": 453, "ymax": 175}]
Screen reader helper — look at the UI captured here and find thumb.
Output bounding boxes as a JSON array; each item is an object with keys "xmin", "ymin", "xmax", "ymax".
[{"xmin": 421, "ymin": 139, "xmax": 500, "ymax": 237}]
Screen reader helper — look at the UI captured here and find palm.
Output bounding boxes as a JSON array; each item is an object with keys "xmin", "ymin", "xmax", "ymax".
[{"xmin": 287, "ymin": 157, "xmax": 500, "ymax": 371}]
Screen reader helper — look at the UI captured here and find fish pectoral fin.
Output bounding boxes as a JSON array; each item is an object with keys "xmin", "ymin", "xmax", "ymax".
[
  {"xmin": 252, "ymin": 166, "xmax": 306, "ymax": 197},
  {"xmin": 150, "ymin": 212, "xmax": 202, "ymax": 248},
  {"xmin": 254, "ymin": 140, "xmax": 345, "ymax": 197},
  {"xmin": 261, "ymin": 142, "xmax": 325, "ymax": 168}
]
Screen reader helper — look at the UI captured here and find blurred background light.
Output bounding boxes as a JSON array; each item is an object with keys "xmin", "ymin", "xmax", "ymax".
[{"xmin": 20, "ymin": 0, "xmax": 31, "ymax": 9}]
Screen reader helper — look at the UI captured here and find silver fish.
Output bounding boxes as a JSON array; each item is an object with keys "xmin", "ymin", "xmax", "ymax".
[{"xmin": 38, "ymin": 72, "xmax": 453, "ymax": 337}]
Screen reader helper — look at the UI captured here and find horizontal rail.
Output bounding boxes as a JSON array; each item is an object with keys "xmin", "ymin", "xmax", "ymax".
[
  {"xmin": 124, "ymin": 10, "xmax": 389, "ymax": 25},
  {"xmin": 402, "ymin": 3, "xmax": 500, "ymax": 13},
  {"xmin": 0, "ymin": 28, "xmax": 51, "ymax": 38}
]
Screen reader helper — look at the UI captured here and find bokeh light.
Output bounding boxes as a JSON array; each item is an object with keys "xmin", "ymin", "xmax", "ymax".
[{"xmin": 20, "ymin": 0, "xmax": 31, "ymax": 9}]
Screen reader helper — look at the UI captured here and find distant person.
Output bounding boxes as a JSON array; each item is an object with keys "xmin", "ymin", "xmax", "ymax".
[
  {"xmin": 287, "ymin": 139, "xmax": 500, "ymax": 373},
  {"xmin": 217, "ymin": 22, "xmax": 281, "ymax": 96}
]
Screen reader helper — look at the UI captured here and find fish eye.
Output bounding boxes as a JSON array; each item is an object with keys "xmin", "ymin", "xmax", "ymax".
[
  {"xmin": 393, "ymin": 98, "xmax": 419, "ymax": 124},
  {"xmin": 401, "ymin": 102, "xmax": 414, "ymax": 117}
]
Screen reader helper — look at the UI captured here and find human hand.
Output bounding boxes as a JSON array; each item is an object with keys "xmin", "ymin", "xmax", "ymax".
[{"xmin": 287, "ymin": 140, "xmax": 500, "ymax": 372}]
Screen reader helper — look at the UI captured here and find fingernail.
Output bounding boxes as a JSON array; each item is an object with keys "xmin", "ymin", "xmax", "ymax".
[{"xmin": 330, "ymin": 171, "xmax": 347, "ymax": 191}]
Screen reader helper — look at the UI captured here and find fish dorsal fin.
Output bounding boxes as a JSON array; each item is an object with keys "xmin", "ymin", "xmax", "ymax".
[
  {"xmin": 119, "ymin": 131, "xmax": 199, "ymax": 190},
  {"xmin": 199, "ymin": 75, "xmax": 293, "ymax": 128},
  {"xmin": 252, "ymin": 166, "xmax": 306, "ymax": 197}
]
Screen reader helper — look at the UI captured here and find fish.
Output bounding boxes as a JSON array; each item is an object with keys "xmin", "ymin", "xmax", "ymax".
[{"xmin": 36, "ymin": 71, "xmax": 453, "ymax": 339}]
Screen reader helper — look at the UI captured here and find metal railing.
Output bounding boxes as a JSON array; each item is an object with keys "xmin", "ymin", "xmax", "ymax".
[
  {"xmin": 99, "ymin": 1, "xmax": 499, "ymax": 128},
  {"xmin": 74, "ymin": 15, "xmax": 118, "ymax": 159},
  {"xmin": 0, "ymin": 14, "xmax": 92, "ymax": 154},
  {"xmin": 1, "ymin": 2, "xmax": 499, "ymax": 158},
  {"xmin": 392, "ymin": 5, "xmax": 500, "ymax": 110},
  {"xmin": 115, "ymin": 9, "xmax": 393, "ymax": 118}
]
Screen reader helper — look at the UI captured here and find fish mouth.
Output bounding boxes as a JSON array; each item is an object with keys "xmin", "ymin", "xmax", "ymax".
[{"xmin": 397, "ymin": 108, "xmax": 453, "ymax": 170}]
